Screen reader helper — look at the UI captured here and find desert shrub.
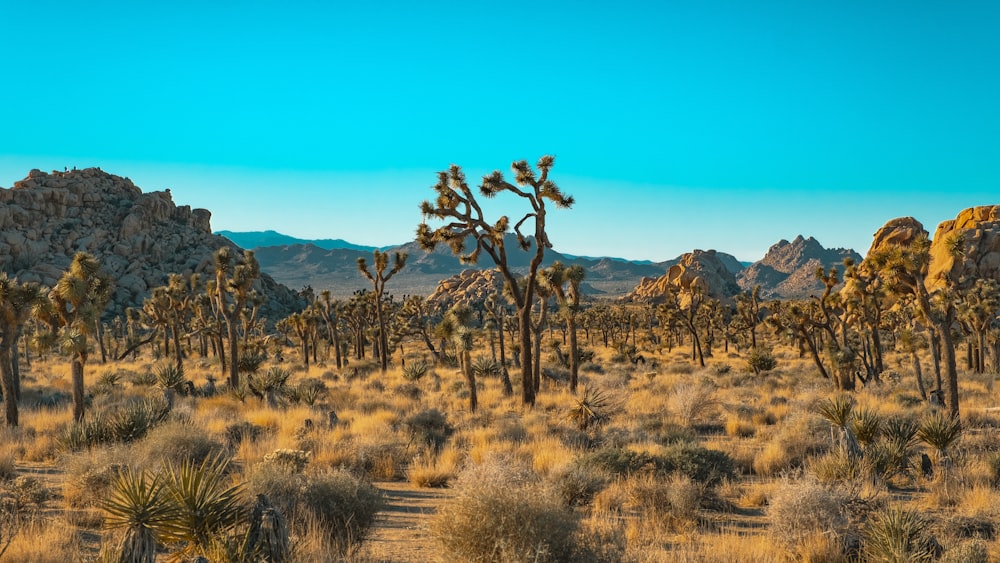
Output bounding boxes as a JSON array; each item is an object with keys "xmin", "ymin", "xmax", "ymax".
[
  {"xmin": 667, "ymin": 382, "xmax": 717, "ymax": 426},
  {"xmin": 549, "ymin": 464, "xmax": 608, "ymax": 507},
  {"xmin": 136, "ymin": 421, "xmax": 226, "ymax": 468},
  {"xmin": 768, "ymin": 477, "xmax": 848, "ymax": 552},
  {"xmin": 129, "ymin": 370, "xmax": 158, "ymax": 387},
  {"xmin": 580, "ymin": 362, "xmax": 604, "ymax": 374},
  {"xmin": 471, "ymin": 356, "xmax": 502, "ymax": 379},
  {"xmin": 223, "ymin": 421, "xmax": 265, "ymax": 449},
  {"xmin": 430, "ymin": 457, "xmax": 580, "ymax": 563},
  {"xmin": 299, "ymin": 470, "xmax": 383, "ymax": 550},
  {"xmin": 403, "ymin": 408, "xmax": 453, "ymax": 452},
  {"xmin": 863, "ymin": 506, "xmax": 937, "ymax": 562},
  {"xmin": 352, "ymin": 443, "xmax": 408, "ymax": 480},
  {"xmin": 638, "ymin": 417, "xmax": 697, "ymax": 445},
  {"xmin": 392, "ymin": 382, "xmax": 422, "ymax": 401},
  {"xmin": 711, "ymin": 363, "xmax": 732, "ymax": 375},
  {"xmin": 666, "ymin": 362, "xmax": 694, "ymax": 375},
  {"xmin": 753, "ymin": 413, "xmax": 829, "ymax": 476},
  {"xmin": 578, "ymin": 444, "xmax": 735, "ymax": 486},
  {"xmin": 746, "ymin": 347, "xmax": 777, "ymax": 374},
  {"xmin": 263, "ymin": 449, "xmax": 311, "ymax": 473},
  {"xmin": 626, "ymin": 473, "xmax": 701, "ymax": 529},
  {"xmin": 941, "ymin": 539, "xmax": 989, "ymax": 563},
  {"xmin": 249, "ymin": 462, "xmax": 382, "ymax": 553}
]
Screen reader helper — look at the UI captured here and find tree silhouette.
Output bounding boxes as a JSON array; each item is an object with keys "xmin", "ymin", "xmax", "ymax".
[
  {"xmin": 0, "ymin": 274, "xmax": 45, "ymax": 426},
  {"xmin": 317, "ymin": 290, "xmax": 345, "ymax": 369},
  {"xmin": 417, "ymin": 156, "xmax": 573, "ymax": 406},
  {"xmin": 358, "ymin": 250, "xmax": 407, "ymax": 372},
  {"xmin": 42, "ymin": 252, "xmax": 113, "ymax": 422}
]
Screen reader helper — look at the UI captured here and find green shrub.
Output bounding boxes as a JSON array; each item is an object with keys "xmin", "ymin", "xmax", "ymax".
[
  {"xmin": 746, "ymin": 347, "xmax": 778, "ymax": 374},
  {"xmin": 403, "ymin": 408, "xmax": 453, "ymax": 452},
  {"xmin": 579, "ymin": 444, "xmax": 735, "ymax": 486},
  {"xmin": 402, "ymin": 360, "xmax": 429, "ymax": 382},
  {"xmin": 137, "ymin": 421, "xmax": 226, "ymax": 468}
]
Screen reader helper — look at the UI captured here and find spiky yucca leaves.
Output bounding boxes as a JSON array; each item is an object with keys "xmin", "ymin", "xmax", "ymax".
[
  {"xmin": 863, "ymin": 506, "xmax": 936, "ymax": 562},
  {"xmin": 917, "ymin": 411, "xmax": 962, "ymax": 462},
  {"xmin": 470, "ymin": 356, "xmax": 501, "ymax": 379},
  {"xmin": 402, "ymin": 360, "xmax": 429, "ymax": 382},
  {"xmin": 103, "ymin": 467, "xmax": 175, "ymax": 563},
  {"xmin": 816, "ymin": 394, "xmax": 855, "ymax": 428},
  {"xmin": 568, "ymin": 387, "xmax": 614, "ymax": 431},
  {"xmin": 852, "ymin": 407, "xmax": 883, "ymax": 447},
  {"xmin": 158, "ymin": 455, "xmax": 244, "ymax": 558},
  {"xmin": 154, "ymin": 363, "xmax": 188, "ymax": 394}
]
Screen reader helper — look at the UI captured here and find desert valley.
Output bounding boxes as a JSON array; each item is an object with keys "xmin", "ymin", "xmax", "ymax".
[{"xmin": 0, "ymin": 165, "xmax": 996, "ymax": 562}]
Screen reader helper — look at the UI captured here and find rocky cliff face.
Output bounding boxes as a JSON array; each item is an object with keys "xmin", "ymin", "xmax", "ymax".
[
  {"xmin": 738, "ymin": 235, "xmax": 861, "ymax": 299},
  {"xmin": 626, "ymin": 249, "xmax": 741, "ymax": 304},
  {"xmin": 927, "ymin": 205, "xmax": 1000, "ymax": 291},
  {"xmin": 0, "ymin": 168, "xmax": 303, "ymax": 319}
]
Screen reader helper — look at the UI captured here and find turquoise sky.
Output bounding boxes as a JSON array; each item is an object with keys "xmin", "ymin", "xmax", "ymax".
[{"xmin": 2, "ymin": 1, "xmax": 998, "ymax": 261}]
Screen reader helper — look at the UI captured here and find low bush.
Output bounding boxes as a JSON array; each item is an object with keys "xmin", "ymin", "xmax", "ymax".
[{"xmin": 430, "ymin": 457, "xmax": 581, "ymax": 563}]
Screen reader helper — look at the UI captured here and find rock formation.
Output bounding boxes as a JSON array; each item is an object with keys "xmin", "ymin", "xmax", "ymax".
[
  {"xmin": 0, "ymin": 168, "xmax": 303, "ymax": 319},
  {"xmin": 862, "ymin": 207, "xmax": 1000, "ymax": 293},
  {"xmin": 927, "ymin": 205, "xmax": 1000, "ymax": 291},
  {"xmin": 626, "ymin": 249, "xmax": 741, "ymax": 304},
  {"xmin": 738, "ymin": 235, "xmax": 861, "ymax": 299},
  {"xmin": 426, "ymin": 269, "xmax": 505, "ymax": 312}
]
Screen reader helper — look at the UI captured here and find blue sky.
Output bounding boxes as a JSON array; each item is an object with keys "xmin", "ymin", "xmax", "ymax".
[{"xmin": 2, "ymin": 1, "xmax": 998, "ymax": 262}]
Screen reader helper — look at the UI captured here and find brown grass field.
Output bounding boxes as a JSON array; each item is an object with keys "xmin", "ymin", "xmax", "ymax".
[{"xmin": 1, "ymin": 331, "xmax": 998, "ymax": 562}]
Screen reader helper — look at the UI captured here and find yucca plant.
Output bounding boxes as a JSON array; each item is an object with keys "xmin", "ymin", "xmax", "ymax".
[
  {"xmin": 917, "ymin": 411, "xmax": 962, "ymax": 462},
  {"xmin": 470, "ymin": 356, "xmax": 501, "ymax": 379},
  {"xmin": 248, "ymin": 367, "xmax": 291, "ymax": 402},
  {"xmin": 883, "ymin": 417, "xmax": 920, "ymax": 451},
  {"xmin": 852, "ymin": 407, "xmax": 883, "ymax": 447},
  {"xmin": 102, "ymin": 467, "xmax": 176, "ymax": 563},
  {"xmin": 816, "ymin": 394, "xmax": 861, "ymax": 456},
  {"xmin": 863, "ymin": 506, "xmax": 936, "ymax": 562},
  {"xmin": 568, "ymin": 387, "xmax": 615, "ymax": 431},
  {"xmin": 154, "ymin": 363, "xmax": 188, "ymax": 395},
  {"xmin": 158, "ymin": 455, "xmax": 244, "ymax": 558},
  {"xmin": 402, "ymin": 360, "xmax": 429, "ymax": 382}
]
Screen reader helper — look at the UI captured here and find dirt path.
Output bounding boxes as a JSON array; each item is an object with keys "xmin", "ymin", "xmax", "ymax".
[{"xmin": 359, "ymin": 482, "xmax": 452, "ymax": 563}]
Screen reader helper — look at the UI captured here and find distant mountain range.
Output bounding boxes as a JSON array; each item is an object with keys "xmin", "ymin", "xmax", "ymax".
[
  {"xmin": 217, "ymin": 230, "xmax": 391, "ymax": 252},
  {"xmin": 219, "ymin": 230, "xmax": 858, "ymax": 300}
]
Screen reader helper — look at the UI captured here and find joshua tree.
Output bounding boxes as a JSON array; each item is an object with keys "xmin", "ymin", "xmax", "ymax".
[
  {"xmin": 540, "ymin": 262, "xmax": 585, "ymax": 392},
  {"xmin": 317, "ymin": 290, "xmax": 345, "ymax": 369},
  {"xmin": 734, "ymin": 285, "xmax": 762, "ymax": 350},
  {"xmin": 0, "ymin": 274, "xmax": 45, "ymax": 426},
  {"xmin": 212, "ymin": 247, "xmax": 260, "ymax": 388},
  {"xmin": 869, "ymin": 234, "xmax": 962, "ymax": 417},
  {"xmin": 483, "ymin": 294, "xmax": 513, "ymax": 395},
  {"xmin": 42, "ymin": 252, "xmax": 113, "ymax": 422},
  {"xmin": 357, "ymin": 250, "xmax": 408, "ymax": 372},
  {"xmin": 439, "ymin": 304, "xmax": 477, "ymax": 412},
  {"xmin": 418, "ymin": 156, "xmax": 574, "ymax": 406}
]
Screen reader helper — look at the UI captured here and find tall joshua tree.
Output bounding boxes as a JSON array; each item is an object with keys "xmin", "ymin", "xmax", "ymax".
[
  {"xmin": 418, "ymin": 156, "xmax": 573, "ymax": 406},
  {"xmin": 540, "ymin": 262, "xmax": 586, "ymax": 392},
  {"xmin": 45, "ymin": 252, "xmax": 113, "ymax": 422},
  {"xmin": 212, "ymin": 247, "xmax": 260, "ymax": 388},
  {"xmin": 0, "ymin": 274, "xmax": 45, "ymax": 426},
  {"xmin": 357, "ymin": 250, "xmax": 407, "ymax": 372}
]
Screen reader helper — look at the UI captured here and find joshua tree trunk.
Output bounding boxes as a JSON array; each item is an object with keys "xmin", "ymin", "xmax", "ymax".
[
  {"xmin": 463, "ymin": 348, "xmax": 477, "ymax": 413},
  {"xmin": 498, "ymin": 315, "xmax": 512, "ymax": 396},
  {"xmin": 911, "ymin": 350, "xmax": 927, "ymax": 401},
  {"xmin": 939, "ymin": 321, "xmax": 960, "ymax": 417},
  {"xmin": 0, "ymin": 345, "xmax": 18, "ymax": 426},
  {"xmin": 72, "ymin": 353, "xmax": 86, "ymax": 422},
  {"xmin": 226, "ymin": 322, "xmax": 239, "ymax": 388},
  {"xmin": 568, "ymin": 315, "xmax": 580, "ymax": 393},
  {"xmin": 518, "ymin": 305, "xmax": 534, "ymax": 404}
]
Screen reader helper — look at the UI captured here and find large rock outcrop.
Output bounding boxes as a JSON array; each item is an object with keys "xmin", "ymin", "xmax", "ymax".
[
  {"xmin": 738, "ymin": 235, "xmax": 861, "ymax": 299},
  {"xmin": 626, "ymin": 249, "xmax": 741, "ymax": 304},
  {"xmin": 425, "ymin": 269, "xmax": 505, "ymax": 313},
  {"xmin": 0, "ymin": 168, "xmax": 304, "ymax": 319},
  {"xmin": 927, "ymin": 205, "xmax": 1000, "ymax": 291}
]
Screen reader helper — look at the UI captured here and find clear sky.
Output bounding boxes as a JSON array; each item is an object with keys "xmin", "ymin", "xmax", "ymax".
[{"xmin": 2, "ymin": 1, "xmax": 998, "ymax": 262}]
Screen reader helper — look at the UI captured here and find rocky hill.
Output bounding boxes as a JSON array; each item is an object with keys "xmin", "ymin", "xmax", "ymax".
[
  {"xmin": 0, "ymin": 168, "xmax": 304, "ymax": 319},
  {"xmin": 737, "ymin": 235, "xmax": 861, "ymax": 299},
  {"xmin": 626, "ymin": 249, "xmax": 742, "ymax": 304}
]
